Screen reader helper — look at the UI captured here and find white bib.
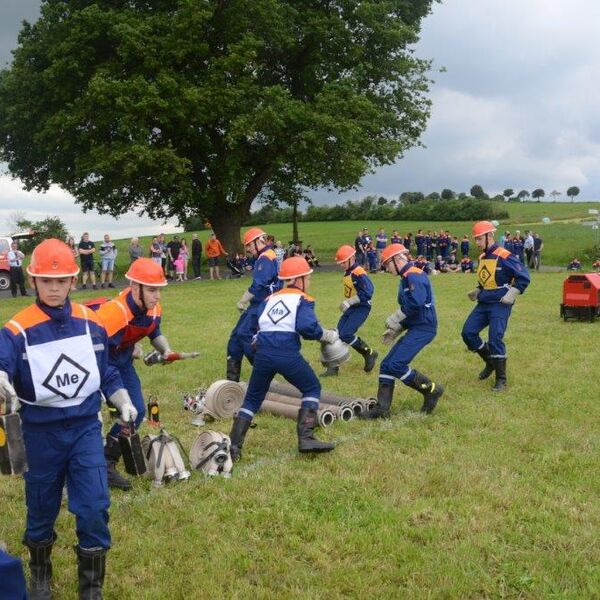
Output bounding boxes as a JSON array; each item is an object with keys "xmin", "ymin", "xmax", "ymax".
[
  {"xmin": 11, "ymin": 306, "xmax": 102, "ymax": 408},
  {"xmin": 258, "ymin": 293, "xmax": 302, "ymax": 334}
]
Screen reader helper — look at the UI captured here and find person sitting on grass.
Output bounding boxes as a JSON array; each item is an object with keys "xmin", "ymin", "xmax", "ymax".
[
  {"xmin": 461, "ymin": 256, "xmax": 475, "ymax": 273},
  {"xmin": 567, "ymin": 258, "xmax": 582, "ymax": 271},
  {"xmin": 593, "ymin": 259, "xmax": 600, "ymax": 272},
  {"xmin": 303, "ymin": 245, "xmax": 320, "ymax": 268},
  {"xmin": 434, "ymin": 255, "xmax": 448, "ymax": 273},
  {"xmin": 447, "ymin": 252, "xmax": 460, "ymax": 272}
]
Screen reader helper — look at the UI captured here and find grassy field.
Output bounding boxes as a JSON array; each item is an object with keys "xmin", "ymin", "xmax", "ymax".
[
  {"xmin": 1, "ymin": 268, "xmax": 599, "ymax": 598},
  {"xmin": 91, "ymin": 201, "xmax": 600, "ymax": 275}
]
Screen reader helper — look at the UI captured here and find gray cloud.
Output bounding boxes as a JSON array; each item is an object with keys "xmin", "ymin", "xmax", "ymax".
[{"xmin": 0, "ymin": 1, "xmax": 598, "ymax": 236}]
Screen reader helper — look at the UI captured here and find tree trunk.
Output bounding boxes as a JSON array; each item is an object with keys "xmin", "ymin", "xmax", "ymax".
[
  {"xmin": 292, "ymin": 200, "xmax": 300, "ymax": 243},
  {"xmin": 209, "ymin": 202, "xmax": 248, "ymax": 254}
]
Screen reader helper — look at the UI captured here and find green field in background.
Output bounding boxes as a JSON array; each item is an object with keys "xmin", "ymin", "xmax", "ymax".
[{"xmin": 98, "ymin": 201, "xmax": 600, "ymax": 272}]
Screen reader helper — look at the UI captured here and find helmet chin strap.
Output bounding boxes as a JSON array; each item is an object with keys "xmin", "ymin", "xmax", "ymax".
[
  {"xmin": 291, "ymin": 276, "xmax": 306, "ymax": 292},
  {"xmin": 134, "ymin": 283, "xmax": 147, "ymax": 312},
  {"xmin": 484, "ymin": 233, "xmax": 492, "ymax": 252}
]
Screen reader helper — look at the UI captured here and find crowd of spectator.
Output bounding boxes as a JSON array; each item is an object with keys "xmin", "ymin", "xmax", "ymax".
[{"xmin": 5, "ymin": 225, "xmax": 600, "ymax": 300}]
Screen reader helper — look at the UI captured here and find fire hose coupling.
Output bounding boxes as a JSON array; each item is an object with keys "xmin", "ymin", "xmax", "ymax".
[
  {"xmin": 143, "ymin": 350, "xmax": 200, "ymax": 366},
  {"xmin": 183, "ymin": 389, "xmax": 207, "ymax": 425}
]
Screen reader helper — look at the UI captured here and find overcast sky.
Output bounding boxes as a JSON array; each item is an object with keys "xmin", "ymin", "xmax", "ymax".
[{"xmin": 1, "ymin": 0, "xmax": 599, "ymax": 239}]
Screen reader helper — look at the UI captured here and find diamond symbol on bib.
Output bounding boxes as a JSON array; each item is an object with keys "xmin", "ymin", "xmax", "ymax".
[
  {"xmin": 479, "ymin": 265, "xmax": 492, "ymax": 285},
  {"xmin": 42, "ymin": 354, "xmax": 90, "ymax": 400},
  {"xmin": 267, "ymin": 300, "xmax": 290, "ymax": 324}
]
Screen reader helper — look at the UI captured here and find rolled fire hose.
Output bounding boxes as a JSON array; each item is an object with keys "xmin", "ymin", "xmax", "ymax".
[
  {"xmin": 259, "ymin": 400, "xmax": 336, "ymax": 427},
  {"xmin": 269, "ymin": 381, "xmax": 365, "ymax": 416},
  {"xmin": 203, "ymin": 380, "xmax": 245, "ymax": 420},
  {"xmin": 189, "ymin": 431, "xmax": 233, "ymax": 476},
  {"xmin": 263, "ymin": 391, "xmax": 353, "ymax": 422}
]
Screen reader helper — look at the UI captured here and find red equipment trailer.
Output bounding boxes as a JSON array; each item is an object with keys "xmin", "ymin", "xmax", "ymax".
[{"xmin": 560, "ymin": 273, "xmax": 600, "ymax": 322}]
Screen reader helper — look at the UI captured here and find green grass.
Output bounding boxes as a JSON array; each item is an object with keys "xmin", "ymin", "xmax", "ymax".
[
  {"xmin": 95, "ymin": 201, "xmax": 600, "ymax": 276},
  {"xmin": 2, "ymin": 269, "xmax": 600, "ymax": 598}
]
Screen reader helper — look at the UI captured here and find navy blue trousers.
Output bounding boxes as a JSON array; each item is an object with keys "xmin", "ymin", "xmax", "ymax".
[
  {"xmin": 461, "ymin": 301, "xmax": 512, "ymax": 358},
  {"xmin": 23, "ymin": 417, "xmax": 110, "ymax": 549},
  {"xmin": 227, "ymin": 308, "xmax": 259, "ymax": 362},
  {"xmin": 337, "ymin": 305, "xmax": 371, "ymax": 344},
  {"xmin": 239, "ymin": 352, "xmax": 321, "ymax": 420},
  {"xmin": 379, "ymin": 327, "xmax": 436, "ymax": 385}
]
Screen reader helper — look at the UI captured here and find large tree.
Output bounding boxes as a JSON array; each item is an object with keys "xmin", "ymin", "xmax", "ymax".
[{"xmin": 0, "ymin": 0, "xmax": 436, "ymax": 251}]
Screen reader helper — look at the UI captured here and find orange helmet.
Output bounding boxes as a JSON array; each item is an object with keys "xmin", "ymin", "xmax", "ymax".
[
  {"xmin": 381, "ymin": 243, "xmax": 408, "ymax": 265},
  {"xmin": 335, "ymin": 245, "xmax": 356, "ymax": 264},
  {"xmin": 278, "ymin": 256, "xmax": 313, "ymax": 280},
  {"xmin": 27, "ymin": 238, "xmax": 80, "ymax": 278},
  {"xmin": 472, "ymin": 221, "xmax": 496, "ymax": 238},
  {"xmin": 125, "ymin": 258, "xmax": 168, "ymax": 287},
  {"xmin": 243, "ymin": 228, "xmax": 267, "ymax": 246}
]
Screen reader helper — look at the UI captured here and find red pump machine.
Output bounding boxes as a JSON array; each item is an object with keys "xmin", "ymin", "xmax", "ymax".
[{"xmin": 560, "ymin": 273, "xmax": 600, "ymax": 322}]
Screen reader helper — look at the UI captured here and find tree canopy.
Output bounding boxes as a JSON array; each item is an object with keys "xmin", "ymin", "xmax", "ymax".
[
  {"xmin": 470, "ymin": 184, "xmax": 485, "ymax": 199},
  {"xmin": 0, "ymin": 0, "xmax": 436, "ymax": 250},
  {"xmin": 566, "ymin": 186, "xmax": 580, "ymax": 202}
]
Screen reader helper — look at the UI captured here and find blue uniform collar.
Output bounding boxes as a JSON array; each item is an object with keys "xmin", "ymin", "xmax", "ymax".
[
  {"xmin": 398, "ymin": 262, "xmax": 414, "ymax": 277},
  {"xmin": 126, "ymin": 289, "xmax": 147, "ymax": 316},
  {"xmin": 36, "ymin": 297, "xmax": 72, "ymax": 323},
  {"xmin": 345, "ymin": 262, "xmax": 359, "ymax": 275},
  {"xmin": 485, "ymin": 243, "xmax": 500, "ymax": 256}
]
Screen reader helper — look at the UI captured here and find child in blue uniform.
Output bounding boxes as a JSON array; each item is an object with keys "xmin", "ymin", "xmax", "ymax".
[
  {"xmin": 226, "ymin": 228, "xmax": 281, "ymax": 382},
  {"xmin": 95, "ymin": 258, "xmax": 177, "ymax": 490},
  {"xmin": 362, "ymin": 244, "xmax": 444, "ymax": 418},
  {"xmin": 322, "ymin": 245, "xmax": 378, "ymax": 377},
  {"xmin": 0, "ymin": 239, "xmax": 136, "ymax": 599},
  {"xmin": 228, "ymin": 257, "xmax": 338, "ymax": 460},
  {"xmin": 461, "ymin": 221, "xmax": 530, "ymax": 391}
]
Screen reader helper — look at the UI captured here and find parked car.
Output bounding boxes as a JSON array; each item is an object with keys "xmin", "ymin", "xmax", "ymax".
[{"xmin": 0, "ymin": 231, "xmax": 36, "ymax": 290}]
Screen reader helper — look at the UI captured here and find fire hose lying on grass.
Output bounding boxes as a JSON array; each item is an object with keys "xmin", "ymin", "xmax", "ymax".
[
  {"xmin": 261, "ymin": 390, "xmax": 353, "ymax": 422},
  {"xmin": 268, "ymin": 381, "xmax": 376, "ymax": 415},
  {"xmin": 259, "ymin": 398, "xmax": 336, "ymax": 427},
  {"xmin": 180, "ymin": 379, "xmax": 370, "ymax": 429}
]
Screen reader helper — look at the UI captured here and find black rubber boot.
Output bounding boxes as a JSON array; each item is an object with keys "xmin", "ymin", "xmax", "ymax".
[
  {"xmin": 476, "ymin": 343, "xmax": 494, "ymax": 380},
  {"xmin": 296, "ymin": 407, "xmax": 335, "ymax": 453},
  {"xmin": 226, "ymin": 357, "xmax": 242, "ymax": 382},
  {"xmin": 320, "ymin": 366, "xmax": 339, "ymax": 377},
  {"xmin": 104, "ymin": 436, "xmax": 131, "ymax": 491},
  {"xmin": 360, "ymin": 380, "xmax": 394, "ymax": 419},
  {"xmin": 75, "ymin": 546, "xmax": 107, "ymax": 600},
  {"xmin": 491, "ymin": 358, "xmax": 507, "ymax": 392},
  {"xmin": 24, "ymin": 534, "xmax": 55, "ymax": 600},
  {"xmin": 407, "ymin": 370, "xmax": 444, "ymax": 414},
  {"xmin": 351, "ymin": 338, "xmax": 379, "ymax": 373},
  {"xmin": 229, "ymin": 415, "xmax": 252, "ymax": 461}
]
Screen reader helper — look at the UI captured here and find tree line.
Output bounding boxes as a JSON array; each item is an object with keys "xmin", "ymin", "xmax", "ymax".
[{"xmin": 238, "ymin": 195, "xmax": 509, "ymax": 227}]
